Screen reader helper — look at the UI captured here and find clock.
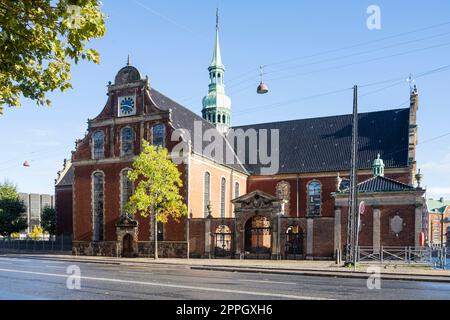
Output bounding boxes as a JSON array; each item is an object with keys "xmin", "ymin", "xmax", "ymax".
[{"xmin": 118, "ymin": 96, "xmax": 136, "ymax": 117}]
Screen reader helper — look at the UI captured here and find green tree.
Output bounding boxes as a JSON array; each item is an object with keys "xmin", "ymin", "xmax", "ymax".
[
  {"xmin": 127, "ymin": 140, "xmax": 187, "ymax": 258},
  {"xmin": 41, "ymin": 206, "xmax": 56, "ymax": 236},
  {"xmin": 0, "ymin": 182, "xmax": 28, "ymax": 238},
  {"xmin": 0, "ymin": 0, "xmax": 106, "ymax": 113},
  {"xmin": 127, "ymin": 140, "xmax": 187, "ymax": 223}
]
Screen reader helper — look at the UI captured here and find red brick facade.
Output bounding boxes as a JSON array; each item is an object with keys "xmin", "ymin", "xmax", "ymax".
[{"xmin": 55, "ymin": 64, "xmax": 425, "ymax": 260}]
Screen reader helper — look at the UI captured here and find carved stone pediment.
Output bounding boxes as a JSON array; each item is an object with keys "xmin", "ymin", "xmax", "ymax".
[
  {"xmin": 116, "ymin": 214, "xmax": 138, "ymax": 228},
  {"xmin": 233, "ymin": 190, "xmax": 278, "ymax": 205}
]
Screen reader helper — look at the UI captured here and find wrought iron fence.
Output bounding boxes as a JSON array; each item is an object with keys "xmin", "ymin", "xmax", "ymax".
[{"xmin": 0, "ymin": 236, "xmax": 72, "ymax": 253}]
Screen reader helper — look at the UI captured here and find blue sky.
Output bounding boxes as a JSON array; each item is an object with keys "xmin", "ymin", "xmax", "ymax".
[{"xmin": 1, "ymin": 0, "xmax": 450, "ymax": 199}]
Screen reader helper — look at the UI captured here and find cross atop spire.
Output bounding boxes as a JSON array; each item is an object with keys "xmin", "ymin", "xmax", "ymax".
[
  {"xmin": 210, "ymin": 8, "xmax": 223, "ymax": 68},
  {"xmin": 126, "ymin": 54, "xmax": 131, "ymax": 66},
  {"xmin": 216, "ymin": 8, "xmax": 219, "ymax": 31}
]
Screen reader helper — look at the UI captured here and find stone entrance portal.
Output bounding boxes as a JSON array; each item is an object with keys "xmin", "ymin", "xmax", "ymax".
[
  {"xmin": 115, "ymin": 214, "xmax": 138, "ymax": 257},
  {"xmin": 232, "ymin": 190, "xmax": 285, "ymax": 260}
]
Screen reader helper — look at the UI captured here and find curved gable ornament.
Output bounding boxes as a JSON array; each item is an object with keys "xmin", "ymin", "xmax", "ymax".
[{"xmin": 390, "ymin": 214, "xmax": 404, "ymax": 236}]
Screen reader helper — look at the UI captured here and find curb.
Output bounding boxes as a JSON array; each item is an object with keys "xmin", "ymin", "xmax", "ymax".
[
  {"xmin": 189, "ymin": 266, "xmax": 450, "ymax": 283},
  {"xmin": 3, "ymin": 254, "xmax": 450, "ymax": 283}
]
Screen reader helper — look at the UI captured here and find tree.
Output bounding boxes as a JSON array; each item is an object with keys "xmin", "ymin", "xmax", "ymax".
[
  {"xmin": 0, "ymin": 182, "xmax": 28, "ymax": 238},
  {"xmin": 127, "ymin": 140, "xmax": 187, "ymax": 258},
  {"xmin": 41, "ymin": 206, "xmax": 56, "ymax": 236},
  {"xmin": 0, "ymin": 0, "xmax": 106, "ymax": 114}
]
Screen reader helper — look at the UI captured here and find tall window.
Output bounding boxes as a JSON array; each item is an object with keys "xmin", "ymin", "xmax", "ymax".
[
  {"xmin": 152, "ymin": 123, "xmax": 165, "ymax": 147},
  {"xmin": 93, "ymin": 131, "xmax": 105, "ymax": 160},
  {"xmin": 234, "ymin": 182, "xmax": 240, "ymax": 199},
  {"xmin": 121, "ymin": 127, "xmax": 134, "ymax": 157},
  {"xmin": 204, "ymin": 172, "xmax": 211, "ymax": 217},
  {"xmin": 307, "ymin": 181, "xmax": 321, "ymax": 216},
  {"xmin": 121, "ymin": 169, "xmax": 133, "ymax": 215},
  {"xmin": 92, "ymin": 172, "xmax": 104, "ymax": 241},
  {"xmin": 220, "ymin": 177, "xmax": 226, "ymax": 218}
]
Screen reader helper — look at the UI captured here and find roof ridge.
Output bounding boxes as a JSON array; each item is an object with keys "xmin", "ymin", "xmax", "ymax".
[{"xmin": 232, "ymin": 107, "xmax": 409, "ymax": 129}]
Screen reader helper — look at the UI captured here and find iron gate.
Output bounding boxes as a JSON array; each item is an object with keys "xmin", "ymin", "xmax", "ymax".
[{"xmin": 214, "ymin": 225, "xmax": 233, "ymax": 258}]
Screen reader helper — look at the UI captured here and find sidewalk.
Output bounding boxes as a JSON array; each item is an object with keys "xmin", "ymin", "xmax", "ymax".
[{"xmin": 4, "ymin": 253, "xmax": 450, "ymax": 282}]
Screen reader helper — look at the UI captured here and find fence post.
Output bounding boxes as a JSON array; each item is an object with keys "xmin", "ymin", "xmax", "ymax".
[{"xmin": 380, "ymin": 246, "xmax": 384, "ymax": 264}]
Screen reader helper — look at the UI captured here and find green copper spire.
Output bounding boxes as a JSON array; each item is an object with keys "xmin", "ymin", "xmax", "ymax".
[
  {"xmin": 210, "ymin": 9, "xmax": 223, "ymax": 68},
  {"xmin": 372, "ymin": 154, "xmax": 385, "ymax": 177},
  {"xmin": 202, "ymin": 9, "xmax": 231, "ymax": 135}
]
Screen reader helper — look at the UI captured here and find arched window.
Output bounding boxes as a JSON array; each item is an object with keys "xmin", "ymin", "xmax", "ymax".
[
  {"xmin": 92, "ymin": 131, "xmax": 104, "ymax": 160},
  {"xmin": 121, "ymin": 127, "xmax": 134, "ymax": 157},
  {"xmin": 234, "ymin": 182, "xmax": 240, "ymax": 199},
  {"xmin": 203, "ymin": 172, "xmax": 211, "ymax": 217},
  {"xmin": 152, "ymin": 123, "xmax": 165, "ymax": 147},
  {"xmin": 92, "ymin": 172, "xmax": 104, "ymax": 241},
  {"xmin": 121, "ymin": 169, "xmax": 133, "ymax": 215},
  {"xmin": 222, "ymin": 115, "xmax": 226, "ymax": 124},
  {"xmin": 307, "ymin": 181, "xmax": 321, "ymax": 216},
  {"xmin": 220, "ymin": 177, "xmax": 226, "ymax": 218}
]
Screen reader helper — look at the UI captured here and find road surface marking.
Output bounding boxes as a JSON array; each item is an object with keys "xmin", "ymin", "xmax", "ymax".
[
  {"xmin": 241, "ymin": 279, "xmax": 297, "ymax": 285},
  {"xmin": 119, "ymin": 271, "xmax": 153, "ymax": 275},
  {"xmin": 0, "ymin": 267, "xmax": 329, "ymax": 300}
]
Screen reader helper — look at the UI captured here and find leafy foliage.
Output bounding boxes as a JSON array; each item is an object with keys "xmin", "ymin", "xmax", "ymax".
[
  {"xmin": 29, "ymin": 225, "xmax": 44, "ymax": 240},
  {"xmin": 41, "ymin": 206, "xmax": 56, "ymax": 236},
  {"xmin": 0, "ymin": 0, "xmax": 106, "ymax": 113},
  {"xmin": 0, "ymin": 182, "xmax": 27, "ymax": 237},
  {"xmin": 127, "ymin": 140, "xmax": 187, "ymax": 224}
]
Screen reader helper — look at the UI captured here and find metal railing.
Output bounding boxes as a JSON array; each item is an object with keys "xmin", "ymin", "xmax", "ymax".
[
  {"xmin": 0, "ymin": 236, "xmax": 72, "ymax": 253},
  {"xmin": 358, "ymin": 246, "xmax": 433, "ymax": 265}
]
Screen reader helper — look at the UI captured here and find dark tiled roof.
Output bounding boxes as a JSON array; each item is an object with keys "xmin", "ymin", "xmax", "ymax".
[
  {"xmin": 342, "ymin": 175, "xmax": 417, "ymax": 193},
  {"xmin": 55, "ymin": 164, "xmax": 74, "ymax": 187},
  {"xmin": 231, "ymin": 108, "xmax": 410, "ymax": 175},
  {"xmin": 150, "ymin": 89, "xmax": 247, "ymax": 173}
]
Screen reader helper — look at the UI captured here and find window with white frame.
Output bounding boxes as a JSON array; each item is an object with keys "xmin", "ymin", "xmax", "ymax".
[
  {"xmin": 307, "ymin": 181, "xmax": 321, "ymax": 216},
  {"xmin": 204, "ymin": 172, "xmax": 211, "ymax": 217},
  {"xmin": 121, "ymin": 127, "xmax": 134, "ymax": 156},
  {"xmin": 92, "ymin": 172, "xmax": 104, "ymax": 241},
  {"xmin": 92, "ymin": 131, "xmax": 105, "ymax": 160},
  {"xmin": 220, "ymin": 177, "xmax": 226, "ymax": 218},
  {"xmin": 121, "ymin": 169, "xmax": 133, "ymax": 215},
  {"xmin": 234, "ymin": 182, "xmax": 240, "ymax": 199},
  {"xmin": 152, "ymin": 123, "xmax": 165, "ymax": 147}
]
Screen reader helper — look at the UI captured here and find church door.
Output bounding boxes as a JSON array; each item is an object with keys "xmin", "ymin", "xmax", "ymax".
[{"xmin": 122, "ymin": 234, "xmax": 134, "ymax": 257}]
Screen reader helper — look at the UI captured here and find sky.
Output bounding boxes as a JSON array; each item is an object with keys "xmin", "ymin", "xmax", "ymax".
[{"xmin": 1, "ymin": 0, "xmax": 450, "ymax": 199}]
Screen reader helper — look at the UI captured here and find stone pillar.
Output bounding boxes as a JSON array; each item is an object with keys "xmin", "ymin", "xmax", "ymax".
[
  {"xmin": 415, "ymin": 204, "xmax": 423, "ymax": 247},
  {"xmin": 373, "ymin": 208, "xmax": 381, "ymax": 254},
  {"xmin": 306, "ymin": 218, "xmax": 314, "ymax": 259},
  {"xmin": 204, "ymin": 219, "xmax": 211, "ymax": 257},
  {"xmin": 234, "ymin": 220, "xmax": 241, "ymax": 258},
  {"xmin": 270, "ymin": 215, "xmax": 280, "ymax": 259},
  {"xmin": 334, "ymin": 208, "xmax": 341, "ymax": 254}
]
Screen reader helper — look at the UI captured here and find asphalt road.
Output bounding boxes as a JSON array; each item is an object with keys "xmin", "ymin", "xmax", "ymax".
[{"xmin": 0, "ymin": 256, "xmax": 449, "ymax": 300}]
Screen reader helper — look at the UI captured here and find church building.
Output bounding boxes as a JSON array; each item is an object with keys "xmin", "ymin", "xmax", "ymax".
[{"xmin": 55, "ymin": 13, "xmax": 426, "ymax": 259}]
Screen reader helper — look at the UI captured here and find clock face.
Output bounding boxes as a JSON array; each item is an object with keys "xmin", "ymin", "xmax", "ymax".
[{"xmin": 118, "ymin": 96, "xmax": 136, "ymax": 117}]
